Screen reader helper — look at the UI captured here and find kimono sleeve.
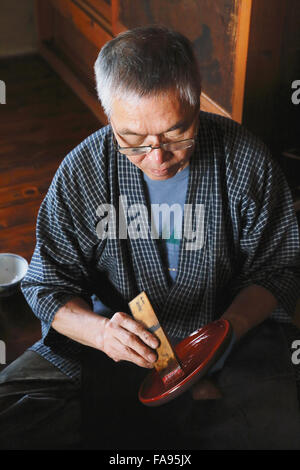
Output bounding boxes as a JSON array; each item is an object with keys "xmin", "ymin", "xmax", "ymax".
[
  {"xmin": 233, "ymin": 147, "xmax": 300, "ymax": 321},
  {"xmin": 20, "ymin": 165, "xmax": 95, "ymax": 341}
]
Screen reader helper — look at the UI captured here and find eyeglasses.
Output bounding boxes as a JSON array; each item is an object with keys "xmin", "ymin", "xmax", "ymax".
[{"xmin": 115, "ymin": 137, "xmax": 195, "ymax": 157}]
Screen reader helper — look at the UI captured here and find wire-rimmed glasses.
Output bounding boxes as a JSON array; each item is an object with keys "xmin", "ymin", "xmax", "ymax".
[{"xmin": 116, "ymin": 137, "xmax": 195, "ymax": 157}]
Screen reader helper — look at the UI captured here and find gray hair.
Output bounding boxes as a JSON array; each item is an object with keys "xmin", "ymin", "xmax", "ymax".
[{"xmin": 94, "ymin": 25, "xmax": 201, "ymax": 118}]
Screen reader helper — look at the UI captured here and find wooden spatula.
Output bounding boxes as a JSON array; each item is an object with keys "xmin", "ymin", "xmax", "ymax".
[{"xmin": 129, "ymin": 291, "xmax": 185, "ymax": 385}]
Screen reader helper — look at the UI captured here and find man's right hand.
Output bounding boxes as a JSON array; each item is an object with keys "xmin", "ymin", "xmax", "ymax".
[
  {"xmin": 52, "ymin": 298, "xmax": 159, "ymax": 369},
  {"xmin": 101, "ymin": 311, "xmax": 159, "ymax": 368}
]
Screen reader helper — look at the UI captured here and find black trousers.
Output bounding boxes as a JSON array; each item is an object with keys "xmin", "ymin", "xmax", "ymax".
[
  {"xmin": 1, "ymin": 320, "xmax": 300, "ymax": 450},
  {"xmin": 0, "ymin": 350, "xmax": 81, "ymax": 450}
]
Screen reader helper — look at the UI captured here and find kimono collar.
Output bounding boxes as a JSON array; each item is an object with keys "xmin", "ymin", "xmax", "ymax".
[{"xmin": 117, "ymin": 118, "xmax": 214, "ymax": 336}]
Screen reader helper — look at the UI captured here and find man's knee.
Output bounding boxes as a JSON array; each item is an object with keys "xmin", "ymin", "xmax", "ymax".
[
  {"xmin": 0, "ymin": 351, "xmax": 81, "ymax": 449},
  {"xmin": 0, "ymin": 390, "xmax": 81, "ymax": 449}
]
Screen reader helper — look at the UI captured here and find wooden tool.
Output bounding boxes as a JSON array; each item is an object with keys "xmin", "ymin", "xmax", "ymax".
[
  {"xmin": 129, "ymin": 291, "xmax": 233, "ymax": 406},
  {"xmin": 128, "ymin": 291, "xmax": 185, "ymax": 385}
]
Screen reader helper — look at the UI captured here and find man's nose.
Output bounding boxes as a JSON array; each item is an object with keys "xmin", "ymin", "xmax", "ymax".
[{"xmin": 149, "ymin": 146, "xmax": 166, "ymax": 164}]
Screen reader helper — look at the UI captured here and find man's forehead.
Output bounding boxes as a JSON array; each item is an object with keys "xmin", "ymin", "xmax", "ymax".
[
  {"xmin": 116, "ymin": 117, "xmax": 191, "ymax": 137},
  {"xmin": 110, "ymin": 93, "xmax": 197, "ymax": 136}
]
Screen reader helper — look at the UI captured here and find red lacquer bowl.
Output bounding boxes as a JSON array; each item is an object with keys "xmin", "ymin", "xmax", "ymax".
[{"xmin": 139, "ymin": 319, "xmax": 232, "ymax": 406}]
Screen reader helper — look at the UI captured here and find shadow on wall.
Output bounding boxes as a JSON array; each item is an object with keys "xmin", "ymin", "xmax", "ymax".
[{"xmin": 0, "ymin": 0, "xmax": 37, "ymax": 59}]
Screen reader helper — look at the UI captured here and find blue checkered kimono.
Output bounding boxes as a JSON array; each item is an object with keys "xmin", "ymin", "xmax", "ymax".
[{"xmin": 21, "ymin": 112, "xmax": 300, "ymax": 383}]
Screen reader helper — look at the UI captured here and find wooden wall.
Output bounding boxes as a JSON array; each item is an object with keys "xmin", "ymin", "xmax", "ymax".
[
  {"xmin": 0, "ymin": 0, "xmax": 38, "ymax": 58},
  {"xmin": 34, "ymin": 0, "xmax": 300, "ymax": 159}
]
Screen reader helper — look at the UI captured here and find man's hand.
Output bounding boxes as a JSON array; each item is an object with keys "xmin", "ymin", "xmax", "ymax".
[
  {"xmin": 191, "ymin": 284, "xmax": 278, "ymax": 401},
  {"xmin": 191, "ymin": 378, "xmax": 222, "ymax": 400},
  {"xmin": 191, "ymin": 325, "xmax": 236, "ymax": 400},
  {"xmin": 52, "ymin": 298, "xmax": 159, "ymax": 368},
  {"xmin": 101, "ymin": 311, "xmax": 160, "ymax": 368}
]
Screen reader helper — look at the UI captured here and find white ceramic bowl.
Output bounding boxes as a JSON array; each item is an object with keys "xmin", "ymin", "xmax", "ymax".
[{"xmin": 0, "ymin": 253, "xmax": 28, "ymax": 297}]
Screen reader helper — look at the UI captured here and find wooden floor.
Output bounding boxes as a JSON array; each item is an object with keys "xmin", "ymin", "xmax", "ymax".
[
  {"xmin": 0, "ymin": 53, "xmax": 101, "ymax": 261},
  {"xmin": 0, "ymin": 53, "xmax": 101, "ymax": 370}
]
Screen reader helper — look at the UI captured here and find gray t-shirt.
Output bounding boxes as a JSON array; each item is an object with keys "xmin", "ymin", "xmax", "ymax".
[{"xmin": 143, "ymin": 165, "xmax": 189, "ymax": 284}]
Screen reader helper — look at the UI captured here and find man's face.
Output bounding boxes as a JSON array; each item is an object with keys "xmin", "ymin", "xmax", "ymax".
[{"xmin": 110, "ymin": 91, "xmax": 199, "ymax": 180}]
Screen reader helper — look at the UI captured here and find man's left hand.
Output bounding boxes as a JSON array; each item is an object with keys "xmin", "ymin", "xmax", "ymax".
[{"xmin": 191, "ymin": 328, "xmax": 236, "ymax": 400}]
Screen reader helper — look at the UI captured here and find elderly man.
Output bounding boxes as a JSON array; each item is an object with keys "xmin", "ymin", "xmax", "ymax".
[{"xmin": 0, "ymin": 26, "xmax": 300, "ymax": 450}]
